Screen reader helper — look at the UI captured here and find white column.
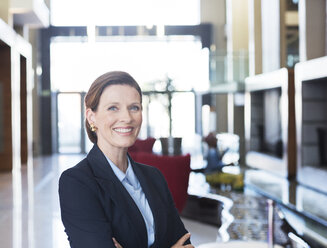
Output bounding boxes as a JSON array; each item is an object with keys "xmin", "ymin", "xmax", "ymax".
[
  {"xmin": 226, "ymin": 0, "xmax": 249, "ymax": 81},
  {"xmin": 261, "ymin": 0, "xmax": 281, "ymax": 72},
  {"xmin": 248, "ymin": 0, "xmax": 262, "ymax": 76}
]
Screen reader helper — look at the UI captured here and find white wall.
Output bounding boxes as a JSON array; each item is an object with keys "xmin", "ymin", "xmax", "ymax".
[
  {"xmin": 261, "ymin": 0, "xmax": 281, "ymax": 72},
  {"xmin": 248, "ymin": 0, "xmax": 262, "ymax": 76}
]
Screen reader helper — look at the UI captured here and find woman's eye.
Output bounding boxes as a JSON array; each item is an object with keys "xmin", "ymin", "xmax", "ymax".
[
  {"xmin": 130, "ymin": 105, "xmax": 140, "ymax": 111},
  {"xmin": 108, "ymin": 106, "xmax": 118, "ymax": 111}
]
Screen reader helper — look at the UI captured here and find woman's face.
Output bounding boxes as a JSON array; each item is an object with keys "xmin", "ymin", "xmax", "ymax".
[{"xmin": 87, "ymin": 84, "xmax": 142, "ymax": 151}]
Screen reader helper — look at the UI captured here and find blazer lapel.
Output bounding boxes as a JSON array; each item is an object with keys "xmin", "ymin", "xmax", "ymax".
[
  {"xmin": 87, "ymin": 145, "xmax": 148, "ymax": 247},
  {"xmin": 130, "ymin": 157, "xmax": 168, "ymax": 246}
]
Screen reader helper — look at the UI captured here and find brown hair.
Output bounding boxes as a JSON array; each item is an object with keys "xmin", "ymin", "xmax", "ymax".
[{"xmin": 84, "ymin": 71, "xmax": 142, "ymax": 143}]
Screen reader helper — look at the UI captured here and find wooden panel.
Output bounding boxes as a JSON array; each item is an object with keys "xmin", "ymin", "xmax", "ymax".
[
  {"xmin": 0, "ymin": 80, "xmax": 3, "ymax": 152},
  {"xmin": 0, "ymin": 45, "xmax": 13, "ymax": 171},
  {"xmin": 20, "ymin": 55, "xmax": 27, "ymax": 165},
  {"xmin": 287, "ymin": 69, "xmax": 296, "ymax": 179},
  {"xmin": 0, "ymin": 19, "xmax": 33, "ymax": 172}
]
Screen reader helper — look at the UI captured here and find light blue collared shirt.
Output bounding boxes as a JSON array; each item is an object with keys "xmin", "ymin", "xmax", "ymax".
[{"xmin": 106, "ymin": 156, "xmax": 155, "ymax": 247}]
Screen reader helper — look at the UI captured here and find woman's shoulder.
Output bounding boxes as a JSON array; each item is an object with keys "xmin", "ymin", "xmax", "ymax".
[
  {"xmin": 58, "ymin": 158, "xmax": 105, "ymax": 207},
  {"xmin": 59, "ymin": 157, "xmax": 95, "ymax": 185}
]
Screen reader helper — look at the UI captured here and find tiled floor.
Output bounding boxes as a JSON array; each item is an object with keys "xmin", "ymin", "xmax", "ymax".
[
  {"xmin": 0, "ymin": 154, "xmax": 219, "ymax": 248},
  {"xmin": 6, "ymin": 154, "xmax": 327, "ymax": 247}
]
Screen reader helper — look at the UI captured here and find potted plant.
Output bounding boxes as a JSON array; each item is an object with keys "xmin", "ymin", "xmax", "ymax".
[{"xmin": 145, "ymin": 76, "xmax": 182, "ymax": 155}]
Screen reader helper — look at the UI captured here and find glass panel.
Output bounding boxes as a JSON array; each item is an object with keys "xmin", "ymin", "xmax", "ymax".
[
  {"xmin": 50, "ymin": 37, "xmax": 209, "ymax": 92},
  {"xmin": 302, "ymin": 79, "xmax": 327, "ymax": 167},
  {"xmin": 142, "ymin": 92, "xmax": 195, "ymax": 153},
  {"xmin": 171, "ymin": 92, "xmax": 195, "ymax": 154},
  {"xmin": 210, "ymin": 51, "xmax": 249, "ymax": 85},
  {"xmin": 147, "ymin": 94, "xmax": 170, "ymax": 138},
  {"xmin": 250, "ymin": 88, "xmax": 283, "ymax": 158},
  {"xmin": 51, "ymin": 0, "xmax": 200, "ymax": 26},
  {"xmin": 57, "ymin": 93, "xmax": 82, "ymax": 153},
  {"xmin": 171, "ymin": 92, "xmax": 195, "ymax": 137},
  {"xmin": 84, "ymin": 128, "xmax": 93, "ymax": 153},
  {"xmin": 51, "ymin": 36, "xmax": 209, "ymax": 153}
]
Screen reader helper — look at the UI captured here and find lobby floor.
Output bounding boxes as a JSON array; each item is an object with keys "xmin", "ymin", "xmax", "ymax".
[
  {"xmin": 3, "ymin": 154, "xmax": 326, "ymax": 247},
  {"xmin": 0, "ymin": 154, "xmax": 219, "ymax": 248}
]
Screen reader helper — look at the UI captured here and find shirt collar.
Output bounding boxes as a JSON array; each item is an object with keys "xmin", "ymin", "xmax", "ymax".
[{"xmin": 105, "ymin": 156, "xmax": 137, "ymax": 187}]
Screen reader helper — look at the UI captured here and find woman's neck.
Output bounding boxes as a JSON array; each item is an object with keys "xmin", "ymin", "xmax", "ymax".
[{"xmin": 97, "ymin": 143, "xmax": 128, "ymax": 173}]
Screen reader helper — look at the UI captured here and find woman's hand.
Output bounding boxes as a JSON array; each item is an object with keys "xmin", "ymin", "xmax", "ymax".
[
  {"xmin": 112, "ymin": 238, "xmax": 123, "ymax": 248},
  {"xmin": 171, "ymin": 233, "xmax": 194, "ymax": 248},
  {"xmin": 113, "ymin": 233, "xmax": 194, "ymax": 248}
]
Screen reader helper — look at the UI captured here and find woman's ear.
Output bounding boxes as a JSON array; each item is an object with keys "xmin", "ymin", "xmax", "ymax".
[{"xmin": 85, "ymin": 108, "xmax": 96, "ymax": 125}]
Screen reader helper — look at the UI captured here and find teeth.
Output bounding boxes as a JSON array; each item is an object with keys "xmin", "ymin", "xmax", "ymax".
[{"xmin": 114, "ymin": 128, "xmax": 132, "ymax": 133}]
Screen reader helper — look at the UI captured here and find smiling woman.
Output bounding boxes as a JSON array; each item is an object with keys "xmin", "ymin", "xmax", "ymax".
[{"xmin": 59, "ymin": 71, "xmax": 194, "ymax": 248}]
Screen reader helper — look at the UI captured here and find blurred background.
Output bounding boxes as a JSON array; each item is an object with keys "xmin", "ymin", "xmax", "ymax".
[{"xmin": 1, "ymin": 0, "xmax": 327, "ymax": 247}]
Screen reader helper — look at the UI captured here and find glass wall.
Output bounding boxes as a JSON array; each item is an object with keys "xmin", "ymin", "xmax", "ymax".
[
  {"xmin": 51, "ymin": 36, "xmax": 209, "ymax": 153},
  {"xmin": 51, "ymin": 37, "xmax": 209, "ymax": 92},
  {"xmin": 51, "ymin": 0, "xmax": 200, "ymax": 26},
  {"xmin": 57, "ymin": 93, "xmax": 82, "ymax": 153}
]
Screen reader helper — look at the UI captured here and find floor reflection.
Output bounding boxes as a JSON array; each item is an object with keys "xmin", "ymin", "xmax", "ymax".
[
  {"xmin": 0, "ymin": 154, "xmax": 84, "ymax": 248},
  {"xmin": 0, "ymin": 154, "xmax": 221, "ymax": 248},
  {"xmin": 12, "ymin": 169, "xmax": 22, "ymax": 248}
]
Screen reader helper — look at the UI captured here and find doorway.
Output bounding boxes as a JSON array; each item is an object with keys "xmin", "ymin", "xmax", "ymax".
[{"xmin": 50, "ymin": 36, "xmax": 209, "ymax": 153}]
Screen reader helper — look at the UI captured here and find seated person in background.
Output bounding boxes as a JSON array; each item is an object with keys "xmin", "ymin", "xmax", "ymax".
[
  {"xmin": 202, "ymin": 132, "xmax": 230, "ymax": 173},
  {"xmin": 59, "ymin": 71, "xmax": 193, "ymax": 248}
]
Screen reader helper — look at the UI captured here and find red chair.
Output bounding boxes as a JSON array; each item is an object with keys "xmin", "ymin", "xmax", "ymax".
[
  {"xmin": 128, "ymin": 137, "xmax": 156, "ymax": 153},
  {"xmin": 129, "ymin": 152, "xmax": 191, "ymax": 213}
]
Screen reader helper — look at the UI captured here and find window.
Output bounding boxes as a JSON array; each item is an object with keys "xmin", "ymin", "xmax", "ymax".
[
  {"xmin": 50, "ymin": 36, "xmax": 209, "ymax": 92},
  {"xmin": 51, "ymin": 0, "xmax": 200, "ymax": 26},
  {"xmin": 51, "ymin": 36, "xmax": 209, "ymax": 152}
]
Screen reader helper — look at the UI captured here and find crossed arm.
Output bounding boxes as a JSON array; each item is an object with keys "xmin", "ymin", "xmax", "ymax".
[
  {"xmin": 59, "ymin": 169, "xmax": 194, "ymax": 248},
  {"xmin": 112, "ymin": 233, "xmax": 194, "ymax": 248}
]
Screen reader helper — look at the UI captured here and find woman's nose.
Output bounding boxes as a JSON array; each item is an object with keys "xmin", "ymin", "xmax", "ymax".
[{"xmin": 119, "ymin": 108, "xmax": 132, "ymax": 122}]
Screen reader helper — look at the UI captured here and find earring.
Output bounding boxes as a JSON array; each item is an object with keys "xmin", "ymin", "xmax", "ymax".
[{"xmin": 90, "ymin": 123, "xmax": 97, "ymax": 132}]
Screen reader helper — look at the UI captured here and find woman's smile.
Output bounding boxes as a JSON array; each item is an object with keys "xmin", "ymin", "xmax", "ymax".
[{"xmin": 113, "ymin": 127, "xmax": 134, "ymax": 134}]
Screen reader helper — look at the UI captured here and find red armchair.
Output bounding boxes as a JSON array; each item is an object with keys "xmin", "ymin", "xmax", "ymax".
[
  {"xmin": 128, "ymin": 137, "xmax": 156, "ymax": 153},
  {"xmin": 129, "ymin": 152, "xmax": 191, "ymax": 213}
]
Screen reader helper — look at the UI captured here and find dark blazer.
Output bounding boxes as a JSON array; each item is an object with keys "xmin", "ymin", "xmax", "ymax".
[{"xmin": 59, "ymin": 144, "xmax": 190, "ymax": 248}]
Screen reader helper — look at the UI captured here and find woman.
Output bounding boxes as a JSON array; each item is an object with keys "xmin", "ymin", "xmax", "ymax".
[{"xmin": 59, "ymin": 71, "xmax": 193, "ymax": 248}]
